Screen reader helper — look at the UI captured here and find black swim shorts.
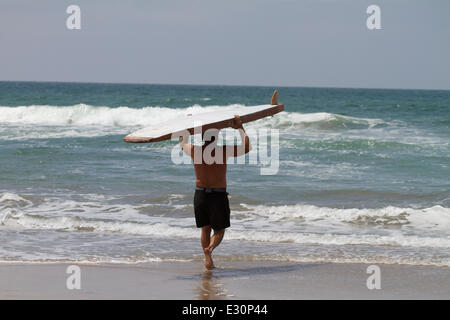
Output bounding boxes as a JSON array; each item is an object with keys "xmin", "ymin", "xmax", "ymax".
[{"xmin": 194, "ymin": 189, "xmax": 231, "ymax": 230}]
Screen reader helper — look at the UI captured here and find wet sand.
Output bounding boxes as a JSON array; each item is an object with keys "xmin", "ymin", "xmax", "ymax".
[{"xmin": 0, "ymin": 261, "xmax": 448, "ymax": 299}]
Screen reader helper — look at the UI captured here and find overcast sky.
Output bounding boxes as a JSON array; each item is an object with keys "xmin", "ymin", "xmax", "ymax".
[{"xmin": 1, "ymin": 0, "xmax": 449, "ymax": 90}]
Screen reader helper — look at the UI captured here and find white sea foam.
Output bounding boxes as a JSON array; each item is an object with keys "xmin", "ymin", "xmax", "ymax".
[
  {"xmin": 251, "ymin": 111, "xmax": 386, "ymax": 131},
  {"xmin": 240, "ymin": 203, "xmax": 450, "ymax": 231},
  {"xmin": 253, "ymin": 254, "xmax": 450, "ymax": 268},
  {"xmin": 0, "ymin": 104, "xmax": 383, "ymax": 128},
  {"xmin": 2, "ymin": 191, "xmax": 449, "ymax": 236},
  {"xmin": 2, "ymin": 212, "xmax": 449, "ymax": 249},
  {"xmin": 2, "ymin": 192, "xmax": 449, "ymax": 267},
  {"xmin": 0, "ymin": 192, "xmax": 31, "ymax": 204},
  {"xmin": 0, "ymin": 256, "xmax": 189, "ymax": 265},
  {"xmin": 1, "ymin": 104, "xmax": 445, "ymax": 149},
  {"xmin": 0, "ymin": 253, "xmax": 448, "ymax": 267},
  {"xmin": 0, "ymin": 104, "xmax": 245, "ymax": 127}
]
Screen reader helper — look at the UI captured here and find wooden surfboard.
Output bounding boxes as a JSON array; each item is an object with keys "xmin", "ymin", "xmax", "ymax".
[{"xmin": 124, "ymin": 90, "xmax": 284, "ymax": 143}]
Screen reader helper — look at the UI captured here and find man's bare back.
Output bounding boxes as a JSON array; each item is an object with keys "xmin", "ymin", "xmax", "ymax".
[{"xmin": 193, "ymin": 148, "xmax": 228, "ymax": 188}]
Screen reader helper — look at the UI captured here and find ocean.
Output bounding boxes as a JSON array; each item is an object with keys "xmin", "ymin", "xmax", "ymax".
[{"xmin": 0, "ymin": 81, "xmax": 449, "ymax": 267}]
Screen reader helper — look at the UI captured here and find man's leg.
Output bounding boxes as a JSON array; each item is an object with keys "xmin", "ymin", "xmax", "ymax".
[
  {"xmin": 201, "ymin": 226, "xmax": 214, "ymax": 269},
  {"xmin": 207, "ymin": 228, "xmax": 225, "ymax": 254},
  {"xmin": 201, "ymin": 226, "xmax": 211, "ymax": 250}
]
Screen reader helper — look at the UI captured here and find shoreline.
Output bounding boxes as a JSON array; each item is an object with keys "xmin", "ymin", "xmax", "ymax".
[{"xmin": 1, "ymin": 261, "xmax": 448, "ymax": 299}]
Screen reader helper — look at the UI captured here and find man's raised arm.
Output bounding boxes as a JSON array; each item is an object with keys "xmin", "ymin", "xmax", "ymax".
[
  {"xmin": 226, "ymin": 115, "xmax": 252, "ymax": 158},
  {"xmin": 179, "ymin": 135, "xmax": 193, "ymax": 157}
]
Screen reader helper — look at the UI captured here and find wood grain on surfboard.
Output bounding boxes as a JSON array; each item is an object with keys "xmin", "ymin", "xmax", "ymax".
[{"xmin": 124, "ymin": 90, "xmax": 284, "ymax": 143}]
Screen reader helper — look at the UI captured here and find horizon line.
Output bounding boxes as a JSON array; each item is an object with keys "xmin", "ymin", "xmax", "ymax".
[{"xmin": 0, "ymin": 79, "xmax": 449, "ymax": 92}]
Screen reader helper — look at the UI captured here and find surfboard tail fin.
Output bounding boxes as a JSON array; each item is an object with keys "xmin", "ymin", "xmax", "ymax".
[{"xmin": 270, "ymin": 90, "xmax": 279, "ymax": 105}]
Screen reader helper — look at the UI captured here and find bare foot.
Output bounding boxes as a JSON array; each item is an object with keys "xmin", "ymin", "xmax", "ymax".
[{"xmin": 203, "ymin": 247, "xmax": 215, "ymax": 270}]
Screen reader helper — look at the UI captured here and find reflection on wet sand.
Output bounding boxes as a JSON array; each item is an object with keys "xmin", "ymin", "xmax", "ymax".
[
  {"xmin": 196, "ymin": 269, "xmax": 232, "ymax": 300},
  {"xmin": 194, "ymin": 264, "xmax": 320, "ymax": 300}
]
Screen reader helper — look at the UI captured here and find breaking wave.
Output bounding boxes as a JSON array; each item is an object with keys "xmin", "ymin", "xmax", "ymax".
[
  {"xmin": 2, "ymin": 210, "xmax": 449, "ymax": 249},
  {"xmin": 0, "ymin": 104, "xmax": 390, "ymax": 139},
  {"xmin": 1, "ymin": 192, "xmax": 449, "ymax": 266},
  {"xmin": 239, "ymin": 203, "xmax": 450, "ymax": 231}
]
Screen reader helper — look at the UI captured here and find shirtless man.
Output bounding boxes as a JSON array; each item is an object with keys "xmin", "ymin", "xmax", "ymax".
[{"xmin": 179, "ymin": 115, "xmax": 251, "ymax": 269}]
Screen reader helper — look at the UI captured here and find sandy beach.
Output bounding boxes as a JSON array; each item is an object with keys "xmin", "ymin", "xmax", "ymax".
[{"xmin": 1, "ymin": 261, "xmax": 448, "ymax": 300}]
